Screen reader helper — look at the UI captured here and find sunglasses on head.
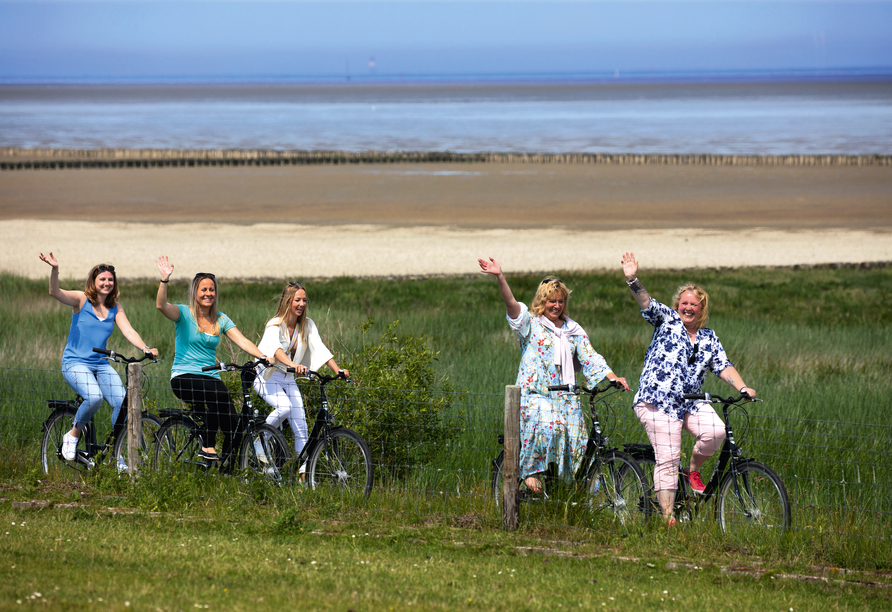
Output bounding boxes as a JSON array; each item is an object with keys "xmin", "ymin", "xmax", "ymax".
[
  {"xmin": 541, "ymin": 277, "xmax": 562, "ymax": 285},
  {"xmin": 194, "ymin": 272, "xmax": 216, "ymax": 281},
  {"xmin": 688, "ymin": 343, "xmax": 699, "ymax": 365},
  {"xmin": 287, "ymin": 281, "xmax": 304, "ymax": 288},
  {"xmin": 92, "ymin": 264, "xmax": 115, "ymax": 277}
]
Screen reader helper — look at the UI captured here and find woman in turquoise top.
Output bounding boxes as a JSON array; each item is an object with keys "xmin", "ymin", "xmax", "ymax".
[
  {"xmin": 155, "ymin": 256, "xmax": 268, "ymax": 461},
  {"xmin": 39, "ymin": 252, "xmax": 158, "ymax": 463},
  {"xmin": 478, "ymin": 257, "xmax": 630, "ymax": 493}
]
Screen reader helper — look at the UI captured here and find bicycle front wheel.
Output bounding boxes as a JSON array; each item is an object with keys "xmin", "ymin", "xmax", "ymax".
[
  {"xmin": 717, "ymin": 461, "xmax": 792, "ymax": 534},
  {"xmin": 40, "ymin": 410, "xmax": 92, "ymax": 480},
  {"xmin": 585, "ymin": 450, "xmax": 651, "ymax": 527},
  {"xmin": 238, "ymin": 423, "xmax": 290, "ymax": 482},
  {"xmin": 306, "ymin": 428, "xmax": 373, "ymax": 497},
  {"xmin": 153, "ymin": 417, "xmax": 203, "ymax": 472},
  {"xmin": 112, "ymin": 412, "xmax": 163, "ymax": 474}
]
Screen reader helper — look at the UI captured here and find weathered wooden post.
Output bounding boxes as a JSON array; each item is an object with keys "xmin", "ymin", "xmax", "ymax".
[
  {"xmin": 126, "ymin": 362, "xmax": 143, "ymax": 476},
  {"xmin": 502, "ymin": 385, "xmax": 520, "ymax": 530}
]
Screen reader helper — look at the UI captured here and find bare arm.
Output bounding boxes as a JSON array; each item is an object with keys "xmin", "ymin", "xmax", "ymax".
[
  {"xmin": 718, "ymin": 366, "xmax": 756, "ymax": 398},
  {"xmin": 621, "ymin": 251, "xmax": 652, "ymax": 311},
  {"xmin": 477, "ymin": 257, "xmax": 521, "ymax": 319},
  {"xmin": 155, "ymin": 256, "xmax": 180, "ymax": 321},
  {"xmin": 324, "ymin": 357, "xmax": 348, "ymax": 378},
  {"xmin": 39, "ymin": 252, "xmax": 85, "ymax": 309},
  {"xmin": 224, "ymin": 327, "xmax": 267, "ymax": 361},
  {"xmin": 114, "ymin": 304, "xmax": 159, "ymax": 357}
]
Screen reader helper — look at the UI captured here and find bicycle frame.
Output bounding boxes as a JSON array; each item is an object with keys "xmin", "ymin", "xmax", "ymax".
[{"xmin": 292, "ymin": 370, "xmax": 344, "ymax": 467}]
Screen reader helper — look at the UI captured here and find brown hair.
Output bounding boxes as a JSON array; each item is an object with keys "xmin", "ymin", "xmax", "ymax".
[
  {"xmin": 671, "ymin": 283, "xmax": 709, "ymax": 330},
  {"xmin": 530, "ymin": 277, "xmax": 571, "ymax": 320},
  {"xmin": 83, "ymin": 264, "xmax": 119, "ymax": 308},
  {"xmin": 269, "ymin": 282, "xmax": 308, "ymax": 344},
  {"xmin": 188, "ymin": 273, "xmax": 220, "ymax": 335}
]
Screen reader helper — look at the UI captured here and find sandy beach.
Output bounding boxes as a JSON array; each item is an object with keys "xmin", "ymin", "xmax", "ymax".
[{"xmin": 2, "ymin": 162, "xmax": 890, "ymax": 279}]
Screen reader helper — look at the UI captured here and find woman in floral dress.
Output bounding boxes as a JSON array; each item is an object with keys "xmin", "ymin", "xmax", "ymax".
[{"xmin": 478, "ymin": 257, "xmax": 630, "ymax": 493}]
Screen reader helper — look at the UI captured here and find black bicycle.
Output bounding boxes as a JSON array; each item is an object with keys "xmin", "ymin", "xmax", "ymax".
[
  {"xmin": 623, "ymin": 392, "xmax": 792, "ymax": 534},
  {"xmin": 40, "ymin": 348, "xmax": 162, "ymax": 479},
  {"xmin": 491, "ymin": 380, "xmax": 651, "ymax": 527},
  {"xmin": 290, "ymin": 369, "xmax": 374, "ymax": 497},
  {"xmin": 152, "ymin": 359, "xmax": 290, "ymax": 482}
]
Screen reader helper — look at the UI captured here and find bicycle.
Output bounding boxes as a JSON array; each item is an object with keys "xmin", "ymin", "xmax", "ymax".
[
  {"xmin": 622, "ymin": 391, "xmax": 792, "ymax": 534},
  {"xmin": 289, "ymin": 369, "xmax": 373, "ymax": 497},
  {"xmin": 491, "ymin": 380, "xmax": 651, "ymax": 527},
  {"xmin": 152, "ymin": 359, "xmax": 290, "ymax": 482},
  {"xmin": 40, "ymin": 348, "xmax": 162, "ymax": 479}
]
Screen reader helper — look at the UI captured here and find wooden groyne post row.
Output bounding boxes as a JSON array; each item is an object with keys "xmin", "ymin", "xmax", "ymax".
[{"xmin": 1, "ymin": 147, "xmax": 890, "ymax": 170}]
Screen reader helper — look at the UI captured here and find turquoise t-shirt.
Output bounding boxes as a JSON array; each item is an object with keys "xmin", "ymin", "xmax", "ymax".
[{"xmin": 170, "ymin": 304, "xmax": 236, "ymax": 379}]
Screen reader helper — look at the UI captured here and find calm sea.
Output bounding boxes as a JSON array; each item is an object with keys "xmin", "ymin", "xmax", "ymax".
[{"xmin": 2, "ymin": 77, "xmax": 891, "ymax": 154}]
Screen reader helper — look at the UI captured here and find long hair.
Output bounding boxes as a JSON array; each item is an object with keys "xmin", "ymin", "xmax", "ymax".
[
  {"xmin": 530, "ymin": 277, "xmax": 571, "ymax": 321},
  {"xmin": 188, "ymin": 272, "xmax": 220, "ymax": 335},
  {"xmin": 83, "ymin": 264, "xmax": 119, "ymax": 308},
  {"xmin": 269, "ymin": 282, "xmax": 308, "ymax": 344},
  {"xmin": 671, "ymin": 283, "xmax": 709, "ymax": 330}
]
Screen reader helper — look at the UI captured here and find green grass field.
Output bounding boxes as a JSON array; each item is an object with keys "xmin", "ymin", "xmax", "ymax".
[{"xmin": 2, "ymin": 266, "xmax": 892, "ymax": 608}]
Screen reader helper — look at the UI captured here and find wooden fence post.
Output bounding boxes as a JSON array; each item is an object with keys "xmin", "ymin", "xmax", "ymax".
[
  {"xmin": 502, "ymin": 385, "xmax": 520, "ymax": 530},
  {"xmin": 126, "ymin": 362, "xmax": 143, "ymax": 476}
]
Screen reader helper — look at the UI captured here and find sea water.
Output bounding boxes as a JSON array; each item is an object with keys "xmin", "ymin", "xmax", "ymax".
[{"xmin": 1, "ymin": 78, "xmax": 890, "ymax": 154}]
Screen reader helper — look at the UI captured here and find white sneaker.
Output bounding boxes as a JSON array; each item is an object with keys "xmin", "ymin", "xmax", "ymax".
[
  {"xmin": 253, "ymin": 439, "xmax": 269, "ymax": 464},
  {"xmin": 61, "ymin": 432, "xmax": 78, "ymax": 461},
  {"xmin": 116, "ymin": 455, "xmax": 129, "ymax": 474}
]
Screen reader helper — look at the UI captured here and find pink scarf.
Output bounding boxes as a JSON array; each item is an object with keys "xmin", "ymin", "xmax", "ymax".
[{"xmin": 537, "ymin": 315, "xmax": 585, "ymax": 386}]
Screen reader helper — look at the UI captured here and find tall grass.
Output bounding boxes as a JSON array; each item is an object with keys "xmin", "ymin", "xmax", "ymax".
[{"xmin": 2, "ymin": 266, "xmax": 890, "ymax": 565}]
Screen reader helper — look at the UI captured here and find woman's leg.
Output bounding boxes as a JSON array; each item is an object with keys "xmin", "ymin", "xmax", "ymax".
[
  {"xmin": 94, "ymin": 361, "xmax": 126, "ymax": 428},
  {"xmin": 256, "ymin": 374, "xmax": 308, "ymax": 464},
  {"xmin": 62, "ymin": 362, "xmax": 105, "ymax": 435},
  {"xmin": 172, "ymin": 375, "xmax": 236, "ymax": 456},
  {"xmin": 634, "ymin": 402, "xmax": 683, "ymax": 519},
  {"xmin": 683, "ymin": 404, "xmax": 727, "ymax": 473}
]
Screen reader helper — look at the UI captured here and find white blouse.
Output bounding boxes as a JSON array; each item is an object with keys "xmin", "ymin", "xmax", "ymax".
[{"xmin": 257, "ymin": 317, "xmax": 334, "ymax": 380}]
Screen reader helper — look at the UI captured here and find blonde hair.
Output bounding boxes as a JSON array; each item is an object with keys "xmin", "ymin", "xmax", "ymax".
[
  {"xmin": 84, "ymin": 264, "xmax": 119, "ymax": 308},
  {"xmin": 530, "ymin": 277, "xmax": 571, "ymax": 320},
  {"xmin": 269, "ymin": 282, "xmax": 308, "ymax": 344},
  {"xmin": 672, "ymin": 283, "xmax": 709, "ymax": 330},
  {"xmin": 188, "ymin": 273, "xmax": 220, "ymax": 335}
]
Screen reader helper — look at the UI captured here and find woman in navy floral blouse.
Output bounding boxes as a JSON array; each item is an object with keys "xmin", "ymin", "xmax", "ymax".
[
  {"xmin": 621, "ymin": 252, "xmax": 756, "ymax": 524},
  {"xmin": 479, "ymin": 257, "xmax": 630, "ymax": 494}
]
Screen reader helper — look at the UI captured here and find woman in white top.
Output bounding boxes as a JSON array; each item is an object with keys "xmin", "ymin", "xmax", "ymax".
[{"xmin": 254, "ymin": 282, "xmax": 348, "ymax": 470}]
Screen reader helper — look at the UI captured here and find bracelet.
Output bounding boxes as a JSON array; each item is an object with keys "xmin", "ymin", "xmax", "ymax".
[
  {"xmin": 160, "ymin": 279, "xmax": 169, "ymax": 283},
  {"xmin": 625, "ymin": 277, "xmax": 638, "ymax": 286},
  {"xmin": 143, "ymin": 346, "xmax": 151, "ymax": 351},
  {"xmin": 739, "ymin": 386, "xmax": 748, "ymax": 393}
]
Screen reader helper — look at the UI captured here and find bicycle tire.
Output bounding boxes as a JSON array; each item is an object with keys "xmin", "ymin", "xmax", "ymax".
[
  {"xmin": 238, "ymin": 423, "xmax": 290, "ymax": 482},
  {"xmin": 585, "ymin": 450, "xmax": 651, "ymax": 526},
  {"xmin": 111, "ymin": 412, "xmax": 163, "ymax": 474},
  {"xmin": 40, "ymin": 409, "xmax": 92, "ymax": 480},
  {"xmin": 153, "ymin": 417, "xmax": 204, "ymax": 472},
  {"xmin": 717, "ymin": 461, "xmax": 792, "ymax": 534},
  {"xmin": 491, "ymin": 450, "xmax": 505, "ymax": 505},
  {"xmin": 306, "ymin": 427, "xmax": 373, "ymax": 497}
]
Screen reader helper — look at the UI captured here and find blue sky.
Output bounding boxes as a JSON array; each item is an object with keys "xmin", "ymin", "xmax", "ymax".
[{"xmin": 1, "ymin": 1, "xmax": 890, "ymax": 82}]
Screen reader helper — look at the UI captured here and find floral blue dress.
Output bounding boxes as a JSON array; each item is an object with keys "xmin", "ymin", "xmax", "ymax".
[
  {"xmin": 634, "ymin": 299, "xmax": 733, "ymax": 420},
  {"xmin": 508, "ymin": 303, "xmax": 612, "ymax": 480}
]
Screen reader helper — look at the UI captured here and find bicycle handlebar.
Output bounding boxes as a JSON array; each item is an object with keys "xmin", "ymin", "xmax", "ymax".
[
  {"xmin": 683, "ymin": 392, "xmax": 761, "ymax": 404},
  {"xmin": 94, "ymin": 347, "xmax": 160, "ymax": 364},
  {"xmin": 292, "ymin": 369, "xmax": 351, "ymax": 384},
  {"xmin": 201, "ymin": 358, "xmax": 270, "ymax": 373},
  {"xmin": 547, "ymin": 379, "xmax": 624, "ymax": 396}
]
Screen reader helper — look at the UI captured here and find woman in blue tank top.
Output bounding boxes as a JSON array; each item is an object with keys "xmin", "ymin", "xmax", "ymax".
[{"xmin": 39, "ymin": 252, "xmax": 158, "ymax": 463}]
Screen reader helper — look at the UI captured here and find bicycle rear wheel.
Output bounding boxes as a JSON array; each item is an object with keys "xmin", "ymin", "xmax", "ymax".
[
  {"xmin": 112, "ymin": 412, "xmax": 163, "ymax": 474},
  {"xmin": 238, "ymin": 423, "xmax": 290, "ymax": 482},
  {"xmin": 585, "ymin": 450, "xmax": 651, "ymax": 527},
  {"xmin": 153, "ymin": 417, "xmax": 204, "ymax": 472},
  {"xmin": 306, "ymin": 427, "xmax": 373, "ymax": 497},
  {"xmin": 40, "ymin": 409, "xmax": 93, "ymax": 480},
  {"xmin": 717, "ymin": 461, "xmax": 791, "ymax": 534}
]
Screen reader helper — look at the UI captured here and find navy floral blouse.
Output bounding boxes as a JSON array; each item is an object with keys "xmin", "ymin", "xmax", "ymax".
[{"xmin": 634, "ymin": 298, "xmax": 733, "ymax": 420}]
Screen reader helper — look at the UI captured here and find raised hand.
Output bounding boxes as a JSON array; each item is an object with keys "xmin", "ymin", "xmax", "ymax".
[
  {"xmin": 156, "ymin": 255, "xmax": 174, "ymax": 281},
  {"xmin": 39, "ymin": 252, "xmax": 59, "ymax": 268},
  {"xmin": 477, "ymin": 257, "xmax": 503, "ymax": 277},
  {"xmin": 621, "ymin": 252, "xmax": 639, "ymax": 280}
]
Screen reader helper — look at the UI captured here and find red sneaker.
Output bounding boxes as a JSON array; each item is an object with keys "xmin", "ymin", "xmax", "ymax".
[
  {"xmin": 687, "ymin": 470, "xmax": 706, "ymax": 494},
  {"xmin": 667, "ymin": 517, "xmax": 678, "ymax": 527}
]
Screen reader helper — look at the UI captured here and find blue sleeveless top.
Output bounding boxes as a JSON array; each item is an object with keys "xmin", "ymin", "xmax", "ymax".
[{"xmin": 62, "ymin": 301, "xmax": 117, "ymax": 365}]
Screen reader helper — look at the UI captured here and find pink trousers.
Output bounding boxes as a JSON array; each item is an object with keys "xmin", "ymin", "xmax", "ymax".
[{"xmin": 633, "ymin": 402, "xmax": 726, "ymax": 491}]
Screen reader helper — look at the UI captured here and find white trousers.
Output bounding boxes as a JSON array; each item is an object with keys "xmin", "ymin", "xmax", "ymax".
[{"xmin": 253, "ymin": 370, "xmax": 308, "ymax": 462}]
